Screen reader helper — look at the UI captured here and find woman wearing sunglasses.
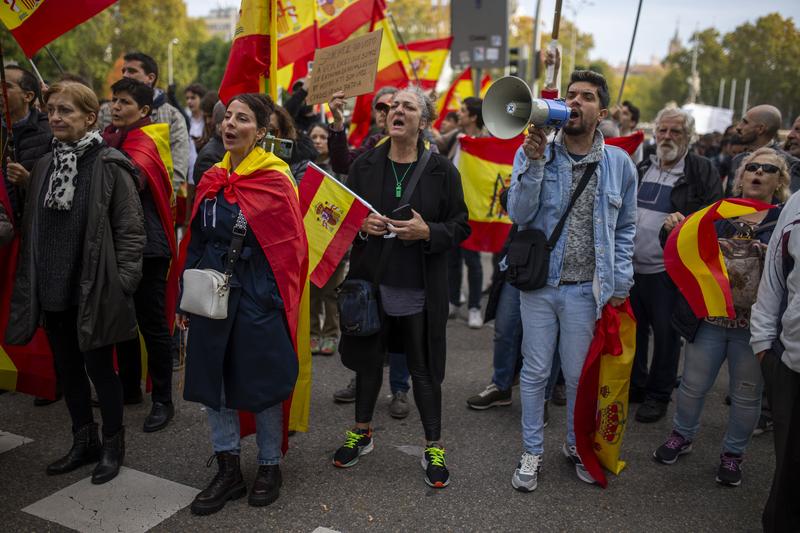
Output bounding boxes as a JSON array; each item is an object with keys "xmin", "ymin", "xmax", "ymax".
[{"xmin": 653, "ymin": 147, "xmax": 790, "ymax": 487}]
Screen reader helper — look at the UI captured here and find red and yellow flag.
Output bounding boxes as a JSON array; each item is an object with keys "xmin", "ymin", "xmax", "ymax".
[
  {"xmin": 0, "ymin": 0, "xmax": 116, "ymax": 57},
  {"xmin": 219, "ymin": 0, "xmax": 279, "ymax": 103},
  {"xmin": 347, "ymin": 0, "xmax": 409, "ymax": 147},
  {"xmin": 664, "ymin": 198, "xmax": 774, "ymax": 319},
  {"xmin": 575, "ymin": 301, "xmax": 637, "ymax": 487},
  {"xmin": 0, "ymin": 176, "xmax": 57, "ymax": 399},
  {"xmin": 299, "ymin": 164, "xmax": 372, "ymax": 288},
  {"xmin": 317, "ymin": 0, "xmax": 374, "ymax": 47},
  {"xmin": 454, "ymin": 135, "xmax": 521, "ymax": 253},
  {"xmin": 434, "ymin": 68, "xmax": 491, "ymax": 130},
  {"xmin": 401, "ymin": 37, "xmax": 452, "ymax": 90}
]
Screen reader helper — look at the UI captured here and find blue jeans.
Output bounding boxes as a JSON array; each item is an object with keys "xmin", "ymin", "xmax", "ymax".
[
  {"xmin": 448, "ymin": 248, "xmax": 483, "ymax": 309},
  {"xmin": 673, "ymin": 323, "xmax": 762, "ymax": 455},
  {"xmin": 519, "ymin": 283, "xmax": 596, "ymax": 455},
  {"xmin": 206, "ymin": 387, "xmax": 283, "ymax": 465},
  {"xmin": 491, "ymin": 282, "xmax": 562, "ymax": 395},
  {"xmin": 389, "ymin": 352, "xmax": 410, "ymax": 394}
]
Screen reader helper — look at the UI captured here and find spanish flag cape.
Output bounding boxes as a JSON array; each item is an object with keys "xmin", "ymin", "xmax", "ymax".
[
  {"xmin": 103, "ymin": 120, "xmax": 179, "ymax": 329},
  {"xmin": 178, "ymin": 147, "xmax": 310, "ymax": 452},
  {"xmin": 0, "ymin": 176, "xmax": 57, "ymax": 398}
]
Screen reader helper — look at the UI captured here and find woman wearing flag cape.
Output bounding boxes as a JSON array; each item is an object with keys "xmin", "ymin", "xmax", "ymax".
[
  {"xmin": 332, "ymin": 86, "xmax": 470, "ymax": 489},
  {"xmin": 177, "ymin": 93, "xmax": 309, "ymax": 515},
  {"xmin": 656, "ymin": 147, "xmax": 789, "ymax": 487}
]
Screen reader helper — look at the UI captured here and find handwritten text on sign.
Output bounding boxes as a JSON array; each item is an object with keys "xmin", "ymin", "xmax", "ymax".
[{"xmin": 306, "ymin": 29, "xmax": 383, "ymax": 105}]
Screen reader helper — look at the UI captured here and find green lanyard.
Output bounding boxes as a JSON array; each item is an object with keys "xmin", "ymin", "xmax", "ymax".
[{"xmin": 391, "ymin": 159, "xmax": 415, "ymax": 198}]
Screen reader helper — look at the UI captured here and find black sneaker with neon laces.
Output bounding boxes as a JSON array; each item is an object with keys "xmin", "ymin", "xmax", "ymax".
[
  {"xmin": 421, "ymin": 445, "xmax": 449, "ymax": 488},
  {"xmin": 332, "ymin": 429, "xmax": 373, "ymax": 468}
]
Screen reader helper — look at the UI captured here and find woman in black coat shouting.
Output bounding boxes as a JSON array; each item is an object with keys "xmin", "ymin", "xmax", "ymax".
[{"xmin": 332, "ymin": 86, "xmax": 470, "ymax": 488}]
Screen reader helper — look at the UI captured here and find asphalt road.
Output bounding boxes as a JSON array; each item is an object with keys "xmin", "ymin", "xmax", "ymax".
[{"xmin": 0, "ymin": 309, "xmax": 772, "ymax": 533}]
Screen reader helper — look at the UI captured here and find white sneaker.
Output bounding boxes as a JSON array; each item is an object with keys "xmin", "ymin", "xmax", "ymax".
[
  {"xmin": 511, "ymin": 451, "xmax": 542, "ymax": 492},
  {"xmin": 562, "ymin": 442, "xmax": 596, "ymax": 484},
  {"xmin": 448, "ymin": 303, "xmax": 459, "ymax": 319},
  {"xmin": 468, "ymin": 308, "xmax": 483, "ymax": 329}
]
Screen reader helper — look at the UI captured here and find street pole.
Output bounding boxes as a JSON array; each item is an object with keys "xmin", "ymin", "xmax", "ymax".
[
  {"xmin": 616, "ymin": 0, "xmax": 643, "ymax": 106},
  {"xmin": 742, "ymin": 78, "xmax": 750, "ymax": 116},
  {"xmin": 729, "ymin": 78, "xmax": 737, "ymax": 111},
  {"xmin": 717, "ymin": 79, "xmax": 725, "ymax": 108},
  {"xmin": 167, "ymin": 38, "xmax": 179, "ymax": 86}
]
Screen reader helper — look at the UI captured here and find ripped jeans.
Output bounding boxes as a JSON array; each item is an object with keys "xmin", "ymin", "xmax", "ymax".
[{"xmin": 673, "ymin": 322, "xmax": 762, "ymax": 455}]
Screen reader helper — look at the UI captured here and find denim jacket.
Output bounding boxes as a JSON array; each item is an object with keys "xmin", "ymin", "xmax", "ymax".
[{"xmin": 507, "ymin": 134, "xmax": 638, "ymax": 317}]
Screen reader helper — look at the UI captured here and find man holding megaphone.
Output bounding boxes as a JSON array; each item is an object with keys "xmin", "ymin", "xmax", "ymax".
[{"xmin": 502, "ymin": 70, "xmax": 638, "ymax": 493}]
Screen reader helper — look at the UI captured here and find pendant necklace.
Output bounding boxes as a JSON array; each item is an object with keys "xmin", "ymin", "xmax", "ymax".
[{"xmin": 391, "ymin": 159, "xmax": 414, "ymax": 198}]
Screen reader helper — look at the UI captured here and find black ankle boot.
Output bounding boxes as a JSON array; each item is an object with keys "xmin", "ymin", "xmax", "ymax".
[
  {"xmin": 46, "ymin": 422, "xmax": 102, "ymax": 475},
  {"xmin": 191, "ymin": 452, "xmax": 247, "ymax": 516},
  {"xmin": 248, "ymin": 464, "xmax": 282, "ymax": 507},
  {"xmin": 91, "ymin": 427, "xmax": 125, "ymax": 484}
]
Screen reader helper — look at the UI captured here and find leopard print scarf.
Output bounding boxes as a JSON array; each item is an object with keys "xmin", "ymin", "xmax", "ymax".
[{"xmin": 43, "ymin": 130, "xmax": 104, "ymax": 210}]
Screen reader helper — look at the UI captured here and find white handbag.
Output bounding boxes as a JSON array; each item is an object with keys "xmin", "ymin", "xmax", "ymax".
[
  {"xmin": 179, "ymin": 211, "xmax": 247, "ymax": 320},
  {"xmin": 180, "ymin": 269, "xmax": 230, "ymax": 319}
]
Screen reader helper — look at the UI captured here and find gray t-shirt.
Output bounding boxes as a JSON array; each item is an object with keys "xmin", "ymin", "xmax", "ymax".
[
  {"xmin": 561, "ymin": 152, "xmax": 600, "ymax": 283},
  {"xmin": 633, "ymin": 155, "xmax": 685, "ymax": 274}
]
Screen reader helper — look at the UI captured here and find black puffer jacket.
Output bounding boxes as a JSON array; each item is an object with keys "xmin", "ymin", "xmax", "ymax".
[
  {"xmin": 6, "ymin": 147, "xmax": 145, "ymax": 352},
  {"xmin": 2, "ymin": 109, "xmax": 53, "ymax": 220}
]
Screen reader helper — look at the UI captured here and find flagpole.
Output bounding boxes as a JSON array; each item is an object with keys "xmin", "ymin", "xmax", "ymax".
[
  {"xmin": 616, "ymin": 0, "xmax": 643, "ymax": 105},
  {"xmin": 43, "ymin": 45, "xmax": 65, "ymax": 74},
  {"xmin": 387, "ymin": 11, "xmax": 419, "ymax": 84},
  {"xmin": 307, "ymin": 162, "xmax": 378, "ymax": 214}
]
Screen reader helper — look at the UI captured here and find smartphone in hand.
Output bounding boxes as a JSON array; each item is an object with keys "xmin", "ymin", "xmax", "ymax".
[{"xmin": 390, "ymin": 203, "xmax": 413, "ymax": 221}]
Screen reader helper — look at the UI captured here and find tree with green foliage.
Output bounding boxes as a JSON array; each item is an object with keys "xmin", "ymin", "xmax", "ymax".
[{"xmin": 195, "ymin": 37, "xmax": 232, "ymax": 93}]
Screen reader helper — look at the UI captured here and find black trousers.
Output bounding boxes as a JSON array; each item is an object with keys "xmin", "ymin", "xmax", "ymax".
[
  {"xmin": 117, "ymin": 257, "xmax": 174, "ymax": 403},
  {"xmin": 44, "ymin": 308, "xmax": 123, "ymax": 437},
  {"xmin": 630, "ymin": 272, "xmax": 682, "ymax": 402},
  {"xmin": 760, "ymin": 351, "xmax": 800, "ymax": 533},
  {"xmin": 355, "ymin": 312, "xmax": 442, "ymax": 442}
]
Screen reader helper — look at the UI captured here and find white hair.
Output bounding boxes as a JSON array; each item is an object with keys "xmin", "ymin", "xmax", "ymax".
[{"xmin": 654, "ymin": 107, "xmax": 696, "ymax": 142}]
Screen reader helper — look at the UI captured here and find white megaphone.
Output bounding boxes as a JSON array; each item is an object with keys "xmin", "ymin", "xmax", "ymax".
[{"xmin": 482, "ymin": 76, "xmax": 571, "ymax": 139}]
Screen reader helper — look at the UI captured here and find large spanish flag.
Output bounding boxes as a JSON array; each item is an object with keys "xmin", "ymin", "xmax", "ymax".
[
  {"xmin": 219, "ymin": 0, "xmax": 279, "ymax": 103},
  {"xmin": 121, "ymin": 123, "xmax": 179, "ymax": 328},
  {"xmin": 299, "ymin": 164, "xmax": 372, "ymax": 288},
  {"xmin": 664, "ymin": 198, "xmax": 774, "ymax": 319},
  {"xmin": 453, "ymin": 135, "xmax": 522, "ymax": 253},
  {"xmin": 0, "ymin": 0, "xmax": 116, "ymax": 57},
  {"xmin": 401, "ymin": 37, "xmax": 452, "ymax": 90},
  {"xmin": 434, "ymin": 68, "xmax": 491, "ymax": 130},
  {"xmin": 317, "ymin": 0, "xmax": 375, "ymax": 47},
  {"xmin": 0, "ymin": 176, "xmax": 56, "ymax": 399},
  {"xmin": 347, "ymin": 0, "xmax": 409, "ymax": 147},
  {"xmin": 574, "ymin": 300, "xmax": 637, "ymax": 487},
  {"xmin": 180, "ymin": 147, "xmax": 311, "ymax": 448}
]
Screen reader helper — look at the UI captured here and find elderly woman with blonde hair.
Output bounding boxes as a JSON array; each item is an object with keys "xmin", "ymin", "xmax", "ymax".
[{"xmin": 653, "ymin": 147, "xmax": 788, "ymax": 487}]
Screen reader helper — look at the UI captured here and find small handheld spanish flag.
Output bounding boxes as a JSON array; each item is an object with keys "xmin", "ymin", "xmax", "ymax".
[
  {"xmin": 663, "ymin": 198, "xmax": 774, "ymax": 319},
  {"xmin": 299, "ymin": 163, "xmax": 373, "ymax": 288}
]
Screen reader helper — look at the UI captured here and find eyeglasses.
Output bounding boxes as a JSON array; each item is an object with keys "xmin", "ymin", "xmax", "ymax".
[
  {"xmin": 374, "ymin": 102, "xmax": 390, "ymax": 114},
  {"xmin": 745, "ymin": 162, "xmax": 780, "ymax": 174}
]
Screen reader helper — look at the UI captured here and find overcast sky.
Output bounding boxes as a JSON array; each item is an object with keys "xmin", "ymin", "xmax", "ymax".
[{"xmin": 185, "ymin": 0, "xmax": 800, "ymax": 65}]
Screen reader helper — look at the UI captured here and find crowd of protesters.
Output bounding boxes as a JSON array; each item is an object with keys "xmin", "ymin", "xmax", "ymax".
[{"xmin": 1, "ymin": 49, "xmax": 799, "ymax": 532}]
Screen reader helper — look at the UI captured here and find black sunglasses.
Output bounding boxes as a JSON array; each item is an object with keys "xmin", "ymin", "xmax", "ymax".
[
  {"xmin": 374, "ymin": 102, "xmax": 390, "ymax": 113},
  {"xmin": 745, "ymin": 162, "xmax": 780, "ymax": 174}
]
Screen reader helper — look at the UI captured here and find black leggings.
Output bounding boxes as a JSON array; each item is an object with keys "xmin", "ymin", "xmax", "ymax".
[
  {"xmin": 44, "ymin": 308, "xmax": 123, "ymax": 437},
  {"xmin": 355, "ymin": 312, "xmax": 442, "ymax": 442}
]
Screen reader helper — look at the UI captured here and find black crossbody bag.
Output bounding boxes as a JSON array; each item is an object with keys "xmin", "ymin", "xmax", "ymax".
[
  {"xmin": 507, "ymin": 161, "xmax": 598, "ymax": 291},
  {"xmin": 338, "ymin": 149, "xmax": 432, "ymax": 336}
]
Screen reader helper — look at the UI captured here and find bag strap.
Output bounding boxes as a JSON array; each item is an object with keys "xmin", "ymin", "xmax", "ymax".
[
  {"xmin": 223, "ymin": 210, "xmax": 248, "ymax": 283},
  {"xmin": 546, "ymin": 161, "xmax": 599, "ymax": 250},
  {"xmin": 373, "ymin": 148, "xmax": 432, "ymax": 285}
]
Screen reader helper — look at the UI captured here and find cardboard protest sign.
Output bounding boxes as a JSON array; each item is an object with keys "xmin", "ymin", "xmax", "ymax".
[{"xmin": 306, "ymin": 28, "xmax": 383, "ymax": 105}]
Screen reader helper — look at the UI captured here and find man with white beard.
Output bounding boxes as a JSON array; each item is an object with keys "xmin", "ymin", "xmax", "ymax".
[{"xmin": 629, "ymin": 108, "xmax": 723, "ymax": 423}]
